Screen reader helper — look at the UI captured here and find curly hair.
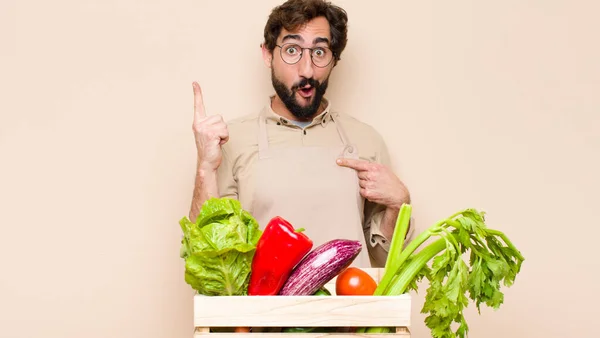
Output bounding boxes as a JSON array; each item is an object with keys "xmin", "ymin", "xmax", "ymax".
[{"xmin": 263, "ymin": 0, "xmax": 349, "ymax": 63}]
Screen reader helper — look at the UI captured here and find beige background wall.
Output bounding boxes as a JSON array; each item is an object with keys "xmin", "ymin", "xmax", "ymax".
[{"xmin": 1, "ymin": 0, "xmax": 598, "ymax": 337}]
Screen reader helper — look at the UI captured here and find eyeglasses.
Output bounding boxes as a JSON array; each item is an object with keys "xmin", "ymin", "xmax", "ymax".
[{"xmin": 275, "ymin": 43, "xmax": 335, "ymax": 68}]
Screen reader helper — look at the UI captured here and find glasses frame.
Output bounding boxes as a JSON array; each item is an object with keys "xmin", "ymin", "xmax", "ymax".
[{"xmin": 275, "ymin": 43, "xmax": 335, "ymax": 68}]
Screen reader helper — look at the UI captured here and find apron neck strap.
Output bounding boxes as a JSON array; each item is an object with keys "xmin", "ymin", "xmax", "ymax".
[
  {"xmin": 258, "ymin": 115, "xmax": 270, "ymax": 155},
  {"xmin": 329, "ymin": 113, "xmax": 351, "ymax": 146}
]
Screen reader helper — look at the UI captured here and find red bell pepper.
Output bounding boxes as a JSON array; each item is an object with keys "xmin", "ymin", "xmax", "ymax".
[{"xmin": 248, "ymin": 216, "xmax": 313, "ymax": 295}]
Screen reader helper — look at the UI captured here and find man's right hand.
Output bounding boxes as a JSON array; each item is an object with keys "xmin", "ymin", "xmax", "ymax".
[{"xmin": 192, "ymin": 81, "xmax": 229, "ymax": 171}]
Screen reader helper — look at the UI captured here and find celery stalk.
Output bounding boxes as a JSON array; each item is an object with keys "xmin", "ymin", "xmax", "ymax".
[
  {"xmin": 364, "ymin": 208, "xmax": 525, "ymax": 338},
  {"xmin": 384, "ymin": 204, "xmax": 412, "ymax": 272},
  {"xmin": 375, "ymin": 216, "xmax": 444, "ymax": 295},
  {"xmin": 382, "ymin": 239, "xmax": 446, "ymax": 296}
]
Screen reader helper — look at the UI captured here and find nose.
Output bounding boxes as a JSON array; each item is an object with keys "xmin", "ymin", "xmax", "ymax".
[{"xmin": 297, "ymin": 50, "xmax": 314, "ymax": 79}]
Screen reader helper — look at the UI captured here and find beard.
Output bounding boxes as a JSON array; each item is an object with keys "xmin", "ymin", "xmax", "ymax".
[{"xmin": 271, "ymin": 68, "xmax": 329, "ymax": 120}]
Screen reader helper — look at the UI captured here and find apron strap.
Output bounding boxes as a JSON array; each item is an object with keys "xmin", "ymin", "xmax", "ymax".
[
  {"xmin": 258, "ymin": 115, "xmax": 269, "ymax": 158},
  {"xmin": 330, "ymin": 113, "xmax": 351, "ymax": 146},
  {"xmin": 330, "ymin": 113, "xmax": 357, "ymax": 157}
]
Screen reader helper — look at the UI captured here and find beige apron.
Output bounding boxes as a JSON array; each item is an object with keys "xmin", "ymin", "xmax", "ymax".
[{"xmin": 251, "ymin": 112, "xmax": 372, "ymax": 268}]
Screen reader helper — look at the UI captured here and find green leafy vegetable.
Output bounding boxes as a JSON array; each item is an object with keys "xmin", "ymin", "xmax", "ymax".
[
  {"xmin": 179, "ymin": 197, "xmax": 262, "ymax": 296},
  {"xmin": 364, "ymin": 205, "xmax": 525, "ymax": 338}
]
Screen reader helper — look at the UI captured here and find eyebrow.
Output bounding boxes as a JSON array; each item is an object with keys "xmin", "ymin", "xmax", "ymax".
[
  {"xmin": 281, "ymin": 34, "xmax": 331, "ymax": 46},
  {"xmin": 281, "ymin": 34, "xmax": 303, "ymax": 43},
  {"xmin": 313, "ymin": 37, "xmax": 330, "ymax": 45}
]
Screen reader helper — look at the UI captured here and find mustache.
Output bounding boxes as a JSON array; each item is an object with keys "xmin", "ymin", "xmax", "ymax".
[{"xmin": 291, "ymin": 78, "xmax": 319, "ymax": 90}]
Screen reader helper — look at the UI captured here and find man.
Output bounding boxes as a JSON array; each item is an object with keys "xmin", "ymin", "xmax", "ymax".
[{"xmin": 189, "ymin": 0, "xmax": 412, "ymax": 267}]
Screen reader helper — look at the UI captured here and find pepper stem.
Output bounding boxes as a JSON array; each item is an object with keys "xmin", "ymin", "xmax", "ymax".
[{"xmin": 295, "ymin": 227, "xmax": 305, "ymax": 233}]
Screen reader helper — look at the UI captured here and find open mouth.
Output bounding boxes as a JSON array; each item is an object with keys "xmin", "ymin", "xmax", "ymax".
[{"xmin": 297, "ymin": 86, "xmax": 315, "ymax": 98}]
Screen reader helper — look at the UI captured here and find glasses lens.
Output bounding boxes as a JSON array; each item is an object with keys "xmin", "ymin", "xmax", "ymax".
[
  {"xmin": 281, "ymin": 44, "xmax": 302, "ymax": 64},
  {"xmin": 311, "ymin": 47, "xmax": 332, "ymax": 67}
]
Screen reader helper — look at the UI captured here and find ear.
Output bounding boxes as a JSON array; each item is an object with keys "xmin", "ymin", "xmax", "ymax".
[{"xmin": 261, "ymin": 43, "xmax": 273, "ymax": 68}]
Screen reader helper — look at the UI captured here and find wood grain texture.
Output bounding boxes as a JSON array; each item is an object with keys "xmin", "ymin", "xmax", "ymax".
[
  {"xmin": 193, "ymin": 328, "xmax": 411, "ymax": 337},
  {"xmin": 194, "ymin": 294, "xmax": 410, "ymax": 327}
]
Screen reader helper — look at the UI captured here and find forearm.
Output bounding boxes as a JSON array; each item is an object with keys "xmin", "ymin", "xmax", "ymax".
[
  {"xmin": 189, "ymin": 164, "xmax": 219, "ymax": 223},
  {"xmin": 380, "ymin": 193, "xmax": 411, "ymax": 240},
  {"xmin": 380, "ymin": 207, "xmax": 399, "ymax": 240}
]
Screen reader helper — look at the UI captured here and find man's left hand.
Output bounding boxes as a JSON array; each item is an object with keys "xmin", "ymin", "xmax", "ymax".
[{"xmin": 336, "ymin": 158, "xmax": 410, "ymax": 209}]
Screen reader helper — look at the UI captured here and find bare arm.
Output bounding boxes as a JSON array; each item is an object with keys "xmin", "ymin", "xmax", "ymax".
[
  {"xmin": 380, "ymin": 195, "xmax": 411, "ymax": 240},
  {"xmin": 188, "ymin": 82, "xmax": 229, "ymax": 223},
  {"xmin": 189, "ymin": 165, "xmax": 219, "ymax": 223}
]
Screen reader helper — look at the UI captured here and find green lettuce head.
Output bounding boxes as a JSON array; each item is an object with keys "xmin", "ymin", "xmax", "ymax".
[{"xmin": 179, "ymin": 197, "xmax": 262, "ymax": 296}]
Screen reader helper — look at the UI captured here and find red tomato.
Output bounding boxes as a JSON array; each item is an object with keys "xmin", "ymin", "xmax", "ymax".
[{"xmin": 335, "ymin": 267, "xmax": 377, "ymax": 295}]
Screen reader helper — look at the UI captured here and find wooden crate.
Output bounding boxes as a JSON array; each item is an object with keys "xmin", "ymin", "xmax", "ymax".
[{"xmin": 193, "ymin": 268, "xmax": 411, "ymax": 337}]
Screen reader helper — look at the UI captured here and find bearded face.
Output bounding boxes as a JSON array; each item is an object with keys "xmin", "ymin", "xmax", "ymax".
[{"xmin": 271, "ymin": 69, "xmax": 329, "ymax": 120}]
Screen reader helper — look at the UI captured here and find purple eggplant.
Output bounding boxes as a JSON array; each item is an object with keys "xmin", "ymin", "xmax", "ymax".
[{"xmin": 279, "ymin": 239, "xmax": 362, "ymax": 296}]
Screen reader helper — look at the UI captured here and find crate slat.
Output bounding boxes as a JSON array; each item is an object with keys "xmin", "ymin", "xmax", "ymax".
[
  {"xmin": 194, "ymin": 294, "xmax": 410, "ymax": 327},
  {"xmin": 194, "ymin": 329, "xmax": 411, "ymax": 337}
]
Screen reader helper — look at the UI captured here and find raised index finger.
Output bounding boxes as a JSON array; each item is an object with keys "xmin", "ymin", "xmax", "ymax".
[
  {"xmin": 192, "ymin": 81, "xmax": 206, "ymax": 120},
  {"xmin": 336, "ymin": 158, "xmax": 370, "ymax": 171}
]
